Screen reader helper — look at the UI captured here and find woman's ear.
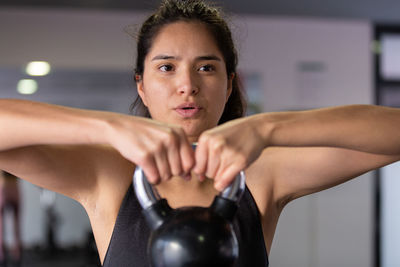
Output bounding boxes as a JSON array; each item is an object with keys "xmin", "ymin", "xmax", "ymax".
[
  {"xmin": 136, "ymin": 74, "xmax": 148, "ymax": 107},
  {"xmin": 226, "ymin": 73, "xmax": 234, "ymax": 102}
]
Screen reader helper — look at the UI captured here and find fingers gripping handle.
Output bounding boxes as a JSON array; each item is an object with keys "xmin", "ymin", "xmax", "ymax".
[{"xmin": 133, "ymin": 143, "xmax": 246, "ymax": 210}]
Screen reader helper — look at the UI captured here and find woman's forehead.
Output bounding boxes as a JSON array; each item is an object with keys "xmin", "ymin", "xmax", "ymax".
[{"xmin": 146, "ymin": 21, "xmax": 222, "ymax": 60}]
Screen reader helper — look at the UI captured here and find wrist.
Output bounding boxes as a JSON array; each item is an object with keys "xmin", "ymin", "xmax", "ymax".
[
  {"xmin": 81, "ymin": 110, "xmax": 120, "ymax": 145},
  {"xmin": 250, "ymin": 113, "xmax": 277, "ymax": 148}
]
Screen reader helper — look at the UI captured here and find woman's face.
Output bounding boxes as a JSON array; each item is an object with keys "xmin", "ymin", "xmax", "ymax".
[{"xmin": 137, "ymin": 21, "xmax": 233, "ymax": 142}]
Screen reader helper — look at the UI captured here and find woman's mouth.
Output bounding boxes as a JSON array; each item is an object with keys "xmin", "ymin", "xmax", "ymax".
[{"xmin": 175, "ymin": 104, "xmax": 202, "ymax": 118}]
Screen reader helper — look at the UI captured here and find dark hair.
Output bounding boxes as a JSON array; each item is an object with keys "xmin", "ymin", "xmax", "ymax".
[{"xmin": 130, "ymin": 0, "xmax": 246, "ymax": 124}]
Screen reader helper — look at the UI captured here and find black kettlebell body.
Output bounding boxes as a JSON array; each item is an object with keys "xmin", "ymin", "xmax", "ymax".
[
  {"xmin": 148, "ymin": 203, "xmax": 238, "ymax": 267},
  {"xmin": 134, "ymin": 144, "xmax": 245, "ymax": 267}
]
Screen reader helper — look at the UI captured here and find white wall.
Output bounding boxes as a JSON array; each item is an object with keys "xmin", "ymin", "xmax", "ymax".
[{"xmin": 0, "ymin": 7, "xmax": 375, "ymax": 266}]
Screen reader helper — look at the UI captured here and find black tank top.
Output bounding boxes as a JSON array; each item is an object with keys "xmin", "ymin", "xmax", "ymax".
[{"xmin": 103, "ymin": 184, "xmax": 269, "ymax": 267}]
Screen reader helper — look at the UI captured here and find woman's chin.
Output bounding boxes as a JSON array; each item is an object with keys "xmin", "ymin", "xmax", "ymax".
[
  {"xmin": 181, "ymin": 124, "xmax": 206, "ymax": 141},
  {"xmin": 171, "ymin": 119, "xmax": 216, "ymax": 141},
  {"xmin": 183, "ymin": 128, "xmax": 201, "ymax": 142}
]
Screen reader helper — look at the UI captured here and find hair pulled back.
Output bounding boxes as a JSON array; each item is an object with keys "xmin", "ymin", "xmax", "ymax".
[{"xmin": 131, "ymin": 0, "xmax": 246, "ymax": 124}]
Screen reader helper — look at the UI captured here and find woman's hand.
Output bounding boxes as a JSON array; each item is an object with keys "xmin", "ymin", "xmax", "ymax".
[
  {"xmin": 194, "ymin": 115, "xmax": 267, "ymax": 191},
  {"xmin": 106, "ymin": 115, "xmax": 194, "ymax": 184}
]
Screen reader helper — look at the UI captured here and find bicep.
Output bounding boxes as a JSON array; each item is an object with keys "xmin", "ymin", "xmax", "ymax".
[{"xmin": 263, "ymin": 147, "xmax": 400, "ymax": 206}]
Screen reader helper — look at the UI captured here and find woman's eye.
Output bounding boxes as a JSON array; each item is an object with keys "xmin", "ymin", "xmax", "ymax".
[
  {"xmin": 159, "ymin": 64, "xmax": 173, "ymax": 72},
  {"xmin": 199, "ymin": 64, "xmax": 215, "ymax": 72}
]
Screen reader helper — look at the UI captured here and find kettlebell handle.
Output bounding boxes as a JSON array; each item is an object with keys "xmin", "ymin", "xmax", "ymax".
[
  {"xmin": 134, "ymin": 167, "xmax": 246, "ymax": 208},
  {"xmin": 133, "ymin": 143, "xmax": 246, "ymax": 229}
]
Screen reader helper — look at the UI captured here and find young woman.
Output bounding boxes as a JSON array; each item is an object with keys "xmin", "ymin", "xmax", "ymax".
[{"xmin": 0, "ymin": 0, "xmax": 399, "ymax": 266}]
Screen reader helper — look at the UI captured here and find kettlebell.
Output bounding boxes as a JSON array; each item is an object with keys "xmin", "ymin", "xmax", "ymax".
[{"xmin": 133, "ymin": 144, "xmax": 245, "ymax": 267}]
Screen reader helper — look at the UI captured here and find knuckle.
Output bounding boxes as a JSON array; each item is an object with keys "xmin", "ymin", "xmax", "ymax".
[
  {"xmin": 198, "ymin": 132, "xmax": 211, "ymax": 144},
  {"xmin": 146, "ymin": 173, "xmax": 158, "ymax": 184},
  {"xmin": 164, "ymin": 131, "xmax": 179, "ymax": 146},
  {"xmin": 183, "ymin": 162, "xmax": 194, "ymax": 173},
  {"xmin": 219, "ymin": 177, "xmax": 229, "ymax": 186},
  {"xmin": 206, "ymin": 172, "xmax": 215, "ymax": 179},
  {"xmin": 210, "ymin": 138, "xmax": 225, "ymax": 152},
  {"xmin": 162, "ymin": 172, "xmax": 171, "ymax": 181},
  {"xmin": 139, "ymin": 151, "xmax": 152, "ymax": 164}
]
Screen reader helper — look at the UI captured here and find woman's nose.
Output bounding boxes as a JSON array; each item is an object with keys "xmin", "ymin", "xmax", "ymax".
[{"xmin": 177, "ymin": 69, "xmax": 199, "ymax": 96}]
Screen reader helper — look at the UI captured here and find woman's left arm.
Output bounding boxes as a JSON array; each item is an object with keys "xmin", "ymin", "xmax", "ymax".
[
  {"xmin": 258, "ymin": 104, "xmax": 400, "ymax": 155},
  {"xmin": 194, "ymin": 104, "xmax": 400, "ymax": 190},
  {"xmin": 251, "ymin": 146, "xmax": 400, "ymax": 208}
]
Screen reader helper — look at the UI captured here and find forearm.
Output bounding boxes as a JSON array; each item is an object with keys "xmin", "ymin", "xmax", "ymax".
[
  {"xmin": 0, "ymin": 99, "xmax": 112, "ymax": 150},
  {"xmin": 255, "ymin": 104, "xmax": 400, "ymax": 155}
]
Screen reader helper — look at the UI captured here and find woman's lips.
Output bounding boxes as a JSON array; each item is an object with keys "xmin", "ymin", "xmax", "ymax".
[
  {"xmin": 174, "ymin": 103, "xmax": 203, "ymax": 118},
  {"xmin": 175, "ymin": 107, "xmax": 202, "ymax": 118}
]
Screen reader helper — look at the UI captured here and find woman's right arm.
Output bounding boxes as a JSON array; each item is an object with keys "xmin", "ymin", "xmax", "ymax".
[{"xmin": 0, "ymin": 99, "xmax": 194, "ymax": 201}]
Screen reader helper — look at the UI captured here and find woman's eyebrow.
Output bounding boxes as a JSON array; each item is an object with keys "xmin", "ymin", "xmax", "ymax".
[
  {"xmin": 151, "ymin": 54, "xmax": 222, "ymax": 61},
  {"xmin": 151, "ymin": 54, "xmax": 178, "ymax": 61},
  {"xmin": 196, "ymin": 55, "xmax": 221, "ymax": 61}
]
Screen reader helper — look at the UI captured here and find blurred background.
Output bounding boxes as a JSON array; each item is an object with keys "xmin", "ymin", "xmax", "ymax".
[{"xmin": 0, "ymin": 0, "xmax": 400, "ymax": 266}]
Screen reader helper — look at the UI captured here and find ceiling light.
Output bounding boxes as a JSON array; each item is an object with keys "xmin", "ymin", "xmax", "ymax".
[
  {"xmin": 25, "ymin": 61, "xmax": 51, "ymax": 76},
  {"xmin": 17, "ymin": 79, "xmax": 38, "ymax": 95}
]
